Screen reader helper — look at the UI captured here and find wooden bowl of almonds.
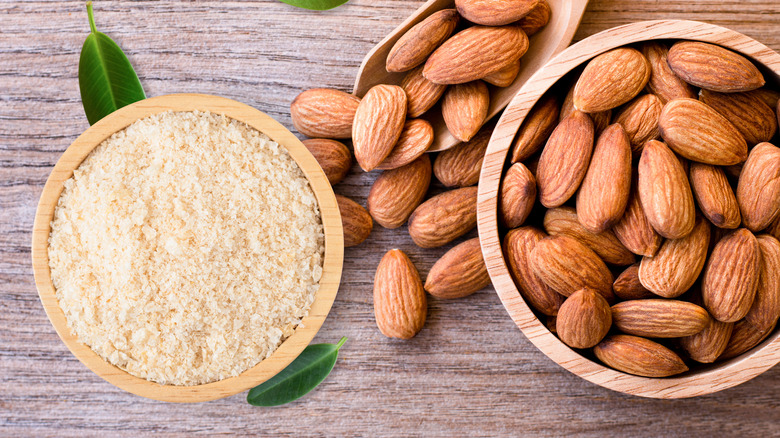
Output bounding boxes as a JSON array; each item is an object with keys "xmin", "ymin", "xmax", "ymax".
[{"xmin": 477, "ymin": 20, "xmax": 780, "ymax": 398}]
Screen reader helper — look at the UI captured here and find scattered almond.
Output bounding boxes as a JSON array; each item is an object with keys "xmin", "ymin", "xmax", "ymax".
[
  {"xmin": 719, "ymin": 319, "xmax": 776, "ymax": 360},
  {"xmin": 500, "ymin": 163, "xmax": 537, "ymax": 229},
  {"xmin": 613, "ymin": 94, "xmax": 663, "ymax": 152},
  {"xmin": 504, "ymin": 227, "xmax": 565, "ymax": 316},
  {"xmin": 640, "ymin": 42, "xmax": 697, "ymax": 104},
  {"xmin": 510, "ymin": 94, "xmax": 560, "ymax": 163},
  {"xmin": 290, "ymin": 88, "xmax": 360, "ymax": 139},
  {"xmin": 612, "ymin": 299, "xmax": 709, "ymax": 338},
  {"xmin": 302, "ymin": 138, "xmax": 352, "ymax": 185},
  {"xmin": 433, "ymin": 122, "xmax": 492, "ymax": 187},
  {"xmin": 745, "ymin": 235, "xmax": 780, "ymax": 331},
  {"xmin": 386, "ymin": 9, "xmax": 460, "ymax": 73},
  {"xmin": 455, "ymin": 0, "xmax": 539, "ymax": 26},
  {"xmin": 702, "ymin": 228, "xmax": 761, "ymax": 323},
  {"xmin": 336, "ymin": 194, "xmax": 373, "ymax": 248},
  {"xmin": 401, "ymin": 65, "xmax": 447, "ymax": 118},
  {"xmin": 594, "ymin": 335, "xmax": 689, "ymax": 377},
  {"xmin": 667, "ymin": 41, "xmax": 765, "ymax": 92},
  {"xmin": 367, "ymin": 155, "xmax": 431, "ymax": 229},
  {"xmin": 517, "ymin": 0, "xmax": 551, "ymax": 36},
  {"xmin": 376, "ymin": 119, "xmax": 434, "ymax": 170},
  {"xmin": 441, "ymin": 80, "xmax": 490, "ymax": 142},
  {"xmin": 556, "ymin": 288, "xmax": 612, "ymax": 349},
  {"xmin": 573, "ymin": 48, "xmax": 651, "ymax": 113},
  {"xmin": 408, "ymin": 187, "xmax": 478, "ymax": 248},
  {"xmin": 679, "ymin": 314, "xmax": 734, "ymax": 364},
  {"xmin": 612, "ymin": 179, "xmax": 663, "ymax": 257},
  {"xmin": 689, "ymin": 162, "xmax": 741, "ymax": 229},
  {"xmin": 543, "ymin": 207, "xmax": 635, "ymax": 266},
  {"xmin": 736, "ymin": 142, "xmax": 780, "ymax": 231},
  {"xmin": 373, "ymin": 249, "xmax": 427, "ymax": 339},
  {"xmin": 482, "ymin": 59, "xmax": 521, "ymax": 88},
  {"xmin": 425, "ymin": 238, "xmax": 490, "ymax": 299},
  {"xmin": 699, "ymin": 89, "xmax": 777, "ymax": 145},
  {"xmin": 352, "ymin": 84, "xmax": 408, "ymax": 171},
  {"xmin": 613, "ymin": 263, "xmax": 655, "ymax": 300}
]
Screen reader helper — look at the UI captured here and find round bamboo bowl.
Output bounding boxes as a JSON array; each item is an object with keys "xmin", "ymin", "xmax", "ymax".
[
  {"xmin": 31, "ymin": 94, "xmax": 344, "ymax": 403},
  {"xmin": 477, "ymin": 20, "xmax": 780, "ymax": 398}
]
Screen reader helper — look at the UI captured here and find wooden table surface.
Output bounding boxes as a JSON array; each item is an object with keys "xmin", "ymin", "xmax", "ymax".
[{"xmin": 1, "ymin": 1, "xmax": 778, "ymax": 436}]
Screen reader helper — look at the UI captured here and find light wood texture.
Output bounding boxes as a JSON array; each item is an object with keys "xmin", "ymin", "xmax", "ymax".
[
  {"xmin": 477, "ymin": 20, "xmax": 780, "ymax": 399},
  {"xmin": 354, "ymin": 0, "xmax": 590, "ymax": 152},
  {"xmin": 2, "ymin": 0, "xmax": 780, "ymax": 435}
]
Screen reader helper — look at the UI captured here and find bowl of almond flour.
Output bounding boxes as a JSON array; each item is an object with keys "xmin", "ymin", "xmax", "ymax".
[{"xmin": 32, "ymin": 94, "xmax": 343, "ymax": 402}]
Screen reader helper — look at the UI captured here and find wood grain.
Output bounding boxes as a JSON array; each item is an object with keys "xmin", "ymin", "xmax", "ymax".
[{"xmin": 1, "ymin": 0, "xmax": 779, "ymax": 435}]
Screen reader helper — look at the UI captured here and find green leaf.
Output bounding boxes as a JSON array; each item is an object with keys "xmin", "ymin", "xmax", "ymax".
[
  {"xmin": 78, "ymin": 1, "xmax": 146, "ymax": 125},
  {"xmin": 247, "ymin": 337, "xmax": 347, "ymax": 406},
  {"xmin": 276, "ymin": 0, "xmax": 349, "ymax": 11}
]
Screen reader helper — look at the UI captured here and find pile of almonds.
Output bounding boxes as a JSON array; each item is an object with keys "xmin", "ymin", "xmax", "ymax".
[
  {"xmin": 503, "ymin": 40, "xmax": 780, "ymax": 377},
  {"xmin": 290, "ymin": 1, "xmax": 552, "ymax": 339}
]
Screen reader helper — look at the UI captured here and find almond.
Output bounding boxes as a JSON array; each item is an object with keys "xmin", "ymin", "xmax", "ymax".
[
  {"xmin": 637, "ymin": 140, "xmax": 696, "ymax": 239},
  {"xmin": 517, "ymin": 0, "xmax": 551, "ymax": 36},
  {"xmin": 376, "ymin": 119, "xmax": 434, "ymax": 170},
  {"xmin": 561, "ymin": 85, "xmax": 611, "ymax": 134},
  {"xmin": 302, "ymin": 139, "xmax": 352, "ymax": 185},
  {"xmin": 699, "ymin": 89, "xmax": 777, "ymax": 146},
  {"xmin": 667, "ymin": 41, "xmax": 765, "ymax": 92},
  {"xmin": 745, "ymin": 235, "xmax": 780, "ymax": 331},
  {"xmin": 536, "ymin": 110, "xmax": 594, "ymax": 208},
  {"xmin": 400, "ymin": 65, "xmax": 447, "ymax": 118},
  {"xmin": 408, "ymin": 187, "xmax": 478, "ymax": 248},
  {"xmin": 543, "ymin": 207, "xmax": 635, "ymax": 266},
  {"xmin": 386, "ymin": 9, "xmax": 460, "ymax": 73},
  {"xmin": 352, "ymin": 84, "xmax": 408, "ymax": 171},
  {"xmin": 573, "ymin": 48, "xmax": 651, "ymax": 113},
  {"xmin": 441, "ymin": 80, "xmax": 490, "ymax": 142},
  {"xmin": 290, "ymin": 88, "xmax": 360, "ymax": 139},
  {"xmin": 556, "ymin": 288, "xmax": 612, "ymax": 349},
  {"xmin": 335, "ymin": 194, "xmax": 373, "ymax": 248},
  {"xmin": 576, "ymin": 124, "xmax": 632, "ymax": 233},
  {"xmin": 703, "ymin": 228, "xmax": 761, "ymax": 323},
  {"xmin": 612, "ymin": 299, "xmax": 709, "ymax": 338},
  {"xmin": 424, "ymin": 25, "xmax": 529, "ymax": 85},
  {"xmin": 613, "ymin": 263, "xmax": 655, "ymax": 300},
  {"xmin": 613, "ymin": 94, "xmax": 663, "ymax": 152},
  {"xmin": 689, "ymin": 163, "xmax": 741, "ymax": 229},
  {"xmin": 612, "ymin": 179, "xmax": 663, "ymax": 257},
  {"xmin": 482, "ymin": 59, "xmax": 521, "ymax": 88},
  {"xmin": 373, "ymin": 249, "xmax": 427, "ymax": 339},
  {"xmin": 679, "ymin": 312, "xmax": 734, "ymax": 364},
  {"xmin": 749, "ymin": 87, "xmax": 780, "ymax": 109},
  {"xmin": 638, "ymin": 216, "xmax": 710, "ymax": 298},
  {"xmin": 736, "ymin": 142, "xmax": 780, "ymax": 231},
  {"xmin": 768, "ymin": 216, "xmax": 780, "ymax": 241},
  {"xmin": 719, "ymin": 319, "xmax": 776, "ymax": 360},
  {"xmin": 500, "ymin": 163, "xmax": 537, "ymax": 229},
  {"xmin": 510, "ymin": 94, "xmax": 560, "ymax": 163},
  {"xmin": 424, "ymin": 238, "xmax": 490, "ymax": 299},
  {"xmin": 658, "ymin": 98, "xmax": 748, "ymax": 166},
  {"xmin": 455, "ymin": 0, "xmax": 539, "ymax": 26},
  {"xmin": 529, "ymin": 235, "xmax": 615, "ymax": 301},
  {"xmin": 504, "ymin": 227, "xmax": 565, "ymax": 316},
  {"xmin": 433, "ymin": 122, "xmax": 492, "ymax": 188},
  {"xmin": 594, "ymin": 335, "xmax": 689, "ymax": 377},
  {"xmin": 640, "ymin": 42, "xmax": 697, "ymax": 104},
  {"xmin": 367, "ymin": 155, "xmax": 431, "ymax": 229}
]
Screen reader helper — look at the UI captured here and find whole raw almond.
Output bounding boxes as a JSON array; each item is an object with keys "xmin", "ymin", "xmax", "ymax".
[
  {"xmin": 658, "ymin": 98, "xmax": 748, "ymax": 166},
  {"xmin": 613, "ymin": 94, "xmax": 663, "ymax": 152},
  {"xmin": 504, "ymin": 227, "xmax": 565, "ymax": 316},
  {"xmin": 699, "ymin": 89, "xmax": 777, "ymax": 145},
  {"xmin": 433, "ymin": 122, "xmax": 492, "ymax": 188},
  {"xmin": 510, "ymin": 94, "xmax": 560, "ymax": 163},
  {"xmin": 336, "ymin": 194, "xmax": 373, "ymax": 248},
  {"xmin": 302, "ymin": 138, "xmax": 352, "ymax": 185},
  {"xmin": 556, "ymin": 288, "xmax": 612, "ymax": 349},
  {"xmin": 745, "ymin": 235, "xmax": 780, "ymax": 331},
  {"xmin": 679, "ymin": 313, "xmax": 734, "ymax": 364},
  {"xmin": 517, "ymin": 0, "xmax": 551, "ymax": 36},
  {"xmin": 637, "ymin": 140, "xmax": 696, "ymax": 239},
  {"xmin": 543, "ymin": 207, "xmax": 635, "ymax": 266},
  {"xmin": 483, "ymin": 59, "xmax": 521, "ymax": 87},
  {"xmin": 500, "ymin": 163, "xmax": 537, "ymax": 229},
  {"xmin": 594, "ymin": 335, "xmax": 689, "ymax": 378},
  {"xmin": 640, "ymin": 42, "xmax": 697, "ymax": 104},
  {"xmin": 367, "ymin": 155, "xmax": 431, "ymax": 229},
  {"xmin": 750, "ymin": 88, "xmax": 780, "ymax": 109},
  {"xmin": 768, "ymin": 216, "xmax": 780, "ymax": 241},
  {"xmin": 376, "ymin": 119, "xmax": 434, "ymax": 170},
  {"xmin": 689, "ymin": 163, "xmax": 741, "ymax": 229},
  {"xmin": 613, "ymin": 263, "xmax": 655, "ymax": 300},
  {"xmin": 536, "ymin": 110, "xmax": 595, "ymax": 208},
  {"xmin": 576, "ymin": 124, "xmax": 632, "ymax": 233},
  {"xmin": 561, "ymin": 85, "xmax": 611, "ymax": 134},
  {"xmin": 425, "ymin": 238, "xmax": 490, "ymax": 299},
  {"xmin": 386, "ymin": 9, "xmax": 460, "ymax": 73},
  {"xmin": 573, "ymin": 48, "xmax": 651, "ymax": 113},
  {"xmin": 612, "ymin": 179, "xmax": 663, "ymax": 257},
  {"xmin": 703, "ymin": 228, "xmax": 761, "ymax": 323},
  {"xmin": 719, "ymin": 319, "xmax": 776, "ymax": 360},
  {"xmin": 667, "ymin": 41, "xmax": 765, "ymax": 92},
  {"xmin": 612, "ymin": 299, "xmax": 709, "ymax": 338},
  {"xmin": 408, "ymin": 187, "xmax": 478, "ymax": 248},
  {"xmin": 290, "ymin": 88, "xmax": 360, "ymax": 139},
  {"xmin": 638, "ymin": 217, "xmax": 710, "ymax": 298},
  {"xmin": 529, "ymin": 235, "xmax": 615, "ymax": 301},
  {"xmin": 424, "ymin": 25, "xmax": 529, "ymax": 85},
  {"xmin": 736, "ymin": 142, "xmax": 780, "ymax": 231},
  {"xmin": 441, "ymin": 80, "xmax": 490, "ymax": 142},
  {"xmin": 401, "ymin": 65, "xmax": 447, "ymax": 118},
  {"xmin": 353, "ymin": 84, "xmax": 408, "ymax": 171},
  {"xmin": 455, "ymin": 0, "xmax": 539, "ymax": 26},
  {"xmin": 373, "ymin": 249, "xmax": 427, "ymax": 339}
]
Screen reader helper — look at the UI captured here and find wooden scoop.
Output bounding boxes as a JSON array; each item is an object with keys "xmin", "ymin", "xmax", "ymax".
[{"xmin": 353, "ymin": 0, "xmax": 590, "ymax": 152}]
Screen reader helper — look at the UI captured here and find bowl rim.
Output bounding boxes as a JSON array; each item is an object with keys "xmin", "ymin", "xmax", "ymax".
[
  {"xmin": 31, "ymin": 93, "xmax": 344, "ymax": 403},
  {"xmin": 477, "ymin": 19, "xmax": 780, "ymax": 399}
]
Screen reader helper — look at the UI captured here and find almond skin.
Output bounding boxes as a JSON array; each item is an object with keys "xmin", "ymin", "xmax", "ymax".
[
  {"xmin": 594, "ymin": 335, "xmax": 689, "ymax": 377},
  {"xmin": 768, "ymin": 216, "xmax": 780, "ymax": 241},
  {"xmin": 510, "ymin": 94, "xmax": 560, "ymax": 163},
  {"xmin": 335, "ymin": 194, "xmax": 373, "ymax": 248},
  {"xmin": 424, "ymin": 238, "xmax": 490, "ymax": 299},
  {"xmin": 386, "ymin": 9, "xmax": 460, "ymax": 73},
  {"xmin": 537, "ymin": 110, "xmax": 595, "ymax": 208},
  {"xmin": 613, "ymin": 263, "xmax": 655, "ymax": 300},
  {"xmin": 517, "ymin": 0, "xmax": 551, "ymax": 36},
  {"xmin": 750, "ymin": 87, "xmax": 780, "ymax": 109},
  {"xmin": 576, "ymin": 124, "xmax": 632, "ymax": 233},
  {"xmin": 529, "ymin": 235, "xmax": 615, "ymax": 301},
  {"xmin": 745, "ymin": 235, "xmax": 780, "ymax": 331},
  {"xmin": 434, "ymin": 123, "xmax": 492, "ymax": 188},
  {"xmin": 373, "ymin": 249, "xmax": 427, "ymax": 339},
  {"xmin": 638, "ymin": 140, "xmax": 696, "ymax": 239},
  {"xmin": 408, "ymin": 187, "xmax": 478, "ymax": 248},
  {"xmin": 500, "ymin": 163, "xmax": 537, "ymax": 229},
  {"xmin": 424, "ymin": 25, "xmax": 529, "ymax": 85},
  {"xmin": 573, "ymin": 48, "xmax": 651, "ymax": 113},
  {"xmin": 353, "ymin": 84, "xmax": 408, "ymax": 171},
  {"xmin": 455, "ymin": 0, "xmax": 539, "ymax": 26},
  {"xmin": 482, "ymin": 59, "xmax": 521, "ymax": 88},
  {"xmin": 667, "ymin": 41, "xmax": 765, "ymax": 92},
  {"xmin": 556, "ymin": 288, "xmax": 612, "ymax": 349},
  {"xmin": 658, "ymin": 98, "xmax": 748, "ymax": 166},
  {"xmin": 736, "ymin": 142, "xmax": 780, "ymax": 231},
  {"xmin": 401, "ymin": 65, "xmax": 447, "ymax": 118},
  {"xmin": 689, "ymin": 163, "xmax": 741, "ymax": 229},
  {"xmin": 504, "ymin": 227, "xmax": 565, "ymax": 316},
  {"xmin": 302, "ymin": 139, "xmax": 352, "ymax": 185},
  {"xmin": 638, "ymin": 216, "xmax": 710, "ymax": 298},
  {"xmin": 612, "ymin": 299, "xmax": 710, "ymax": 338},
  {"xmin": 640, "ymin": 42, "xmax": 697, "ymax": 104},
  {"xmin": 703, "ymin": 228, "xmax": 761, "ymax": 323},
  {"xmin": 679, "ymin": 314, "xmax": 734, "ymax": 364},
  {"xmin": 376, "ymin": 119, "xmax": 434, "ymax": 170},
  {"xmin": 561, "ymin": 86, "xmax": 612, "ymax": 135},
  {"xmin": 613, "ymin": 94, "xmax": 663, "ymax": 153},
  {"xmin": 612, "ymin": 179, "xmax": 663, "ymax": 257},
  {"xmin": 367, "ymin": 155, "xmax": 431, "ymax": 229},
  {"xmin": 543, "ymin": 207, "xmax": 635, "ymax": 266},
  {"xmin": 699, "ymin": 89, "xmax": 777, "ymax": 146},
  {"xmin": 441, "ymin": 80, "xmax": 490, "ymax": 142},
  {"xmin": 719, "ymin": 319, "xmax": 776, "ymax": 360},
  {"xmin": 290, "ymin": 88, "xmax": 360, "ymax": 139}
]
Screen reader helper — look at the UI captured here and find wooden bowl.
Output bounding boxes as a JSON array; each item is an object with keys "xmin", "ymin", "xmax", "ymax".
[
  {"xmin": 31, "ymin": 94, "xmax": 344, "ymax": 403},
  {"xmin": 477, "ymin": 20, "xmax": 780, "ymax": 399}
]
